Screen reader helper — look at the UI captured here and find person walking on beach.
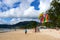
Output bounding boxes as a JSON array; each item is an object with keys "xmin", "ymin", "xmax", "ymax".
[
  {"xmin": 35, "ymin": 27, "xmax": 37, "ymax": 32},
  {"xmin": 37, "ymin": 27, "xmax": 40, "ymax": 32},
  {"xmin": 25, "ymin": 29, "xmax": 27, "ymax": 34}
]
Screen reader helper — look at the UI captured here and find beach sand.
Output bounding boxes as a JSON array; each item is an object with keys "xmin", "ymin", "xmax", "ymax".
[{"xmin": 0, "ymin": 29, "xmax": 60, "ymax": 40}]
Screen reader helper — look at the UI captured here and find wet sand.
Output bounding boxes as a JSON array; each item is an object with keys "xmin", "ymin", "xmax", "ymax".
[{"xmin": 0, "ymin": 29, "xmax": 60, "ymax": 40}]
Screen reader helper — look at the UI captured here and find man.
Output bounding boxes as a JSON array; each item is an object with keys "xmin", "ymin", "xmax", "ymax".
[{"xmin": 25, "ymin": 29, "xmax": 27, "ymax": 34}]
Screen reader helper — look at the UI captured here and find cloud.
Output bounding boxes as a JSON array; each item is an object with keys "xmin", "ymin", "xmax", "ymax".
[
  {"xmin": 3, "ymin": 0, "xmax": 20, "ymax": 7},
  {"xmin": 9, "ymin": 18, "xmax": 39, "ymax": 25},
  {"xmin": 23, "ymin": 7, "xmax": 40, "ymax": 18},
  {"xmin": 0, "ymin": 19, "xmax": 6, "ymax": 24},
  {"xmin": 0, "ymin": 0, "xmax": 38, "ymax": 18},
  {"xmin": 39, "ymin": 0, "xmax": 52, "ymax": 13},
  {"xmin": 0, "ymin": 2, "xmax": 10, "ymax": 12},
  {"xmin": 0, "ymin": 0, "xmax": 20, "ymax": 12},
  {"xmin": 9, "ymin": 18, "xmax": 20, "ymax": 24},
  {"xmin": 0, "ymin": 0, "xmax": 52, "ymax": 24}
]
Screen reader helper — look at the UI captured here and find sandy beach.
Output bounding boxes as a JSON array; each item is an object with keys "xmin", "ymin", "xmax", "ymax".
[{"xmin": 0, "ymin": 29, "xmax": 60, "ymax": 40}]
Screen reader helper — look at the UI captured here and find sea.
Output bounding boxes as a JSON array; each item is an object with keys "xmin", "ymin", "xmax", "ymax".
[{"xmin": 0, "ymin": 28, "xmax": 16, "ymax": 33}]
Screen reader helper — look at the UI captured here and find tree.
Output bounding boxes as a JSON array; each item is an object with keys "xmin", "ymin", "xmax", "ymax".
[{"xmin": 47, "ymin": 0, "xmax": 60, "ymax": 28}]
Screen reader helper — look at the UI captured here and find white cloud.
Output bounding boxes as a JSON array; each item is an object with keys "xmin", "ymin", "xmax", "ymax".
[
  {"xmin": 9, "ymin": 18, "xmax": 39, "ymax": 25},
  {"xmin": 0, "ymin": 0, "xmax": 52, "ymax": 17},
  {"xmin": 3, "ymin": 0, "xmax": 20, "ymax": 7},
  {"xmin": 9, "ymin": 18, "xmax": 20, "ymax": 24},
  {"xmin": 23, "ymin": 7, "xmax": 39, "ymax": 18},
  {"xmin": 0, "ymin": 0, "xmax": 34, "ymax": 18},
  {"xmin": 39, "ymin": 0, "xmax": 52, "ymax": 13},
  {"xmin": 0, "ymin": 18, "xmax": 8, "ymax": 24},
  {"xmin": 0, "ymin": 19, "xmax": 5, "ymax": 24},
  {"xmin": 0, "ymin": 0, "xmax": 52, "ymax": 24}
]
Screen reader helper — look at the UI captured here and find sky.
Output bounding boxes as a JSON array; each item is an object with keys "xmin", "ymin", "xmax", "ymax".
[{"xmin": 0, "ymin": 0, "xmax": 52, "ymax": 25}]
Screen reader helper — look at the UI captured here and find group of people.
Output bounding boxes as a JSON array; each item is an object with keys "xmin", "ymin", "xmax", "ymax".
[
  {"xmin": 25, "ymin": 26, "xmax": 40, "ymax": 34},
  {"xmin": 35, "ymin": 27, "xmax": 40, "ymax": 32}
]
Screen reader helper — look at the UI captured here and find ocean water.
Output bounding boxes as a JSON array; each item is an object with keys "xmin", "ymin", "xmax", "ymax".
[{"xmin": 0, "ymin": 28, "xmax": 15, "ymax": 33}]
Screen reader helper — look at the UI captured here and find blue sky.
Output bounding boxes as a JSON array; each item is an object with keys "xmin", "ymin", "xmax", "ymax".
[{"xmin": 0, "ymin": 0, "xmax": 52, "ymax": 25}]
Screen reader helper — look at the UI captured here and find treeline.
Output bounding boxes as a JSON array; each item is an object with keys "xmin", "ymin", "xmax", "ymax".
[
  {"xmin": 0, "ymin": 21, "xmax": 39, "ymax": 29},
  {"xmin": 46, "ymin": 0, "xmax": 60, "ymax": 28}
]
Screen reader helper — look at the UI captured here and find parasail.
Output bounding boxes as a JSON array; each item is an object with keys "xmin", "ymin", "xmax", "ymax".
[{"xmin": 38, "ymin": 13, "xmax": 49, "ymax": 23}]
